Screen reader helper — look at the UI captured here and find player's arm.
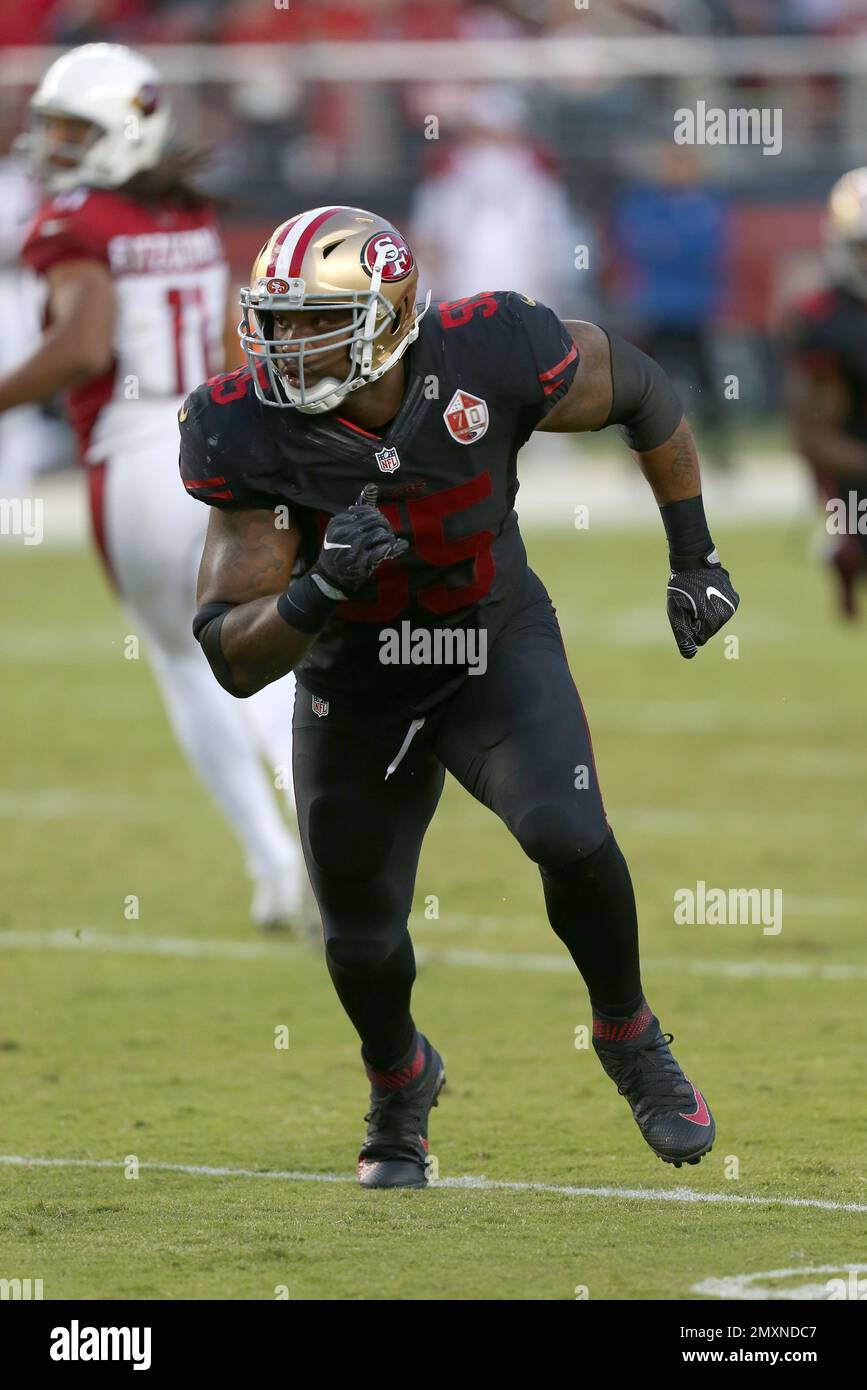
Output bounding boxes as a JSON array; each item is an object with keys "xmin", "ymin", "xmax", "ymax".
[
  {"xmin": 0, "ymin": 259, "xmax": 114, "ymax": 411},
  {"xmin": 537, "ymin": 320, "xmax": 739, "ymax": 658},
  {"xmin": 194, "ymin": 485, "xmax": 407, "ymax": 697},
  {"xmin": 787, "ymin": 360, "xmax": 867, "ymax": 480},
  {"xmin": 195, "ymin": 507, "xmax": 309, "ymax": 697}
]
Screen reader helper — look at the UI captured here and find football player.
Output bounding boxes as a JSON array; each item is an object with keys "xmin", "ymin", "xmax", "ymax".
[
  {"xmin": 785, "ymin": 167, "xmax": 867, "ymax": 618},
  {"xmin": 2, "ymin": 44, "xmax": 306, "ymax": 929},
  {"xmin": 180, "ymin": 206, "xmax": 740, "ymax": 1186}
]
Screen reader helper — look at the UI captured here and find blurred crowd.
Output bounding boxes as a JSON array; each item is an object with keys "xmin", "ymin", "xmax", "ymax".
[
  {"xmin": 3, "ymin": 0, "xmax": 867, "ymax": 45},
  {"xmin": 1, "ymin": 0, "xmax": 862, "ymax": 459}
]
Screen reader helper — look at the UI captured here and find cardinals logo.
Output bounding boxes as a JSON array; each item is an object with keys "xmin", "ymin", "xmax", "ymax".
[{"xmin": 443, "ymin": 389, "xmax": 489, "ymax": 445}]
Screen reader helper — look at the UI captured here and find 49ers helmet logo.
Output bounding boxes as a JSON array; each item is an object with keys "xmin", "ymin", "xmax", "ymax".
[
  {"xmin": 443, "ymin": 389, "xmax": 489, "ymax": 445},
  {"xmin": 360, "ymin": 232, "xmax": 414, "ymax": 282},
  {"xmin": 263, "ymin": 277, "xmax": 290, "ymax": 295}
]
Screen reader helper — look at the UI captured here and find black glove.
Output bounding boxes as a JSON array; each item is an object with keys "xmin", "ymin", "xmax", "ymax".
[
  {"xmin": 666, "ymin": 553, "xmax": 740, "ymax": 659},
  {"xmin": 313, "ymin": 483, "xmax": 408, "ymax": 598}
]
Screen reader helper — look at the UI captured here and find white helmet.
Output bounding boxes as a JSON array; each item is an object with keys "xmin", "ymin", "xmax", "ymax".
[
  {"xmin": 825, "ymin": 167, "xmax": 867, "ymax": 300},
  {"xmin": 19, "ymin": 43, "xmax": 171, "ymax": 194}
]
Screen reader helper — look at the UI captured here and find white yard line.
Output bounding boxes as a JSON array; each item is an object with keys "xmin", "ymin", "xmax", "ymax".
[
  {"xmin": 0, "ymin": 1154, "xmax": 863, "ymax": 1215},
  {"xmin": 0, "ymin": 928, "xmax": 865, "ymax": 980}
]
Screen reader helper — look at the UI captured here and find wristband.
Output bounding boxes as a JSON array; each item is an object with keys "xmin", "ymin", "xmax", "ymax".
[
  {"xmin": 660, "ymin": 494, "xmax": 717, "ymax": 569},
  {"xmin": 277, "ymin": 571, "xmax": 342, "ymax": 635}
]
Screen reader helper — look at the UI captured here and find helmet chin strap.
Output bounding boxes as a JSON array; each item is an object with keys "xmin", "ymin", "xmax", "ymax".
[
  {"xmin": 282, "ymin": 375, "xmax": 344, "ymax": 414},
  {"xmin": 282, "ymin": 288, "xmax": 433, "ymax": 415}
]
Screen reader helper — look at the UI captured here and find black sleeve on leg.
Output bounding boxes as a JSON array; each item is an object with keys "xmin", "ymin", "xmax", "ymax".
[
  {"xmin": 193, "ymin": 601, "xmax": 252, "ymax": 699},
  {"xmin": 599, "ymin": 328, "xmax": 684, "ymax": 453}
]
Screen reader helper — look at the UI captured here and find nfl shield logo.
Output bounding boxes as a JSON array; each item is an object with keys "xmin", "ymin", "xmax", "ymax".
[
  {"xmin": 311, "ymin": 695, "xmax": 329, "ymax": 718},
  {"xmin": 375, "ymin": 446, "xmax": 400, "ymax": 473},
  {"xmin": 443, "ymin": 389, "xmax": 489, "ymax": 445}
]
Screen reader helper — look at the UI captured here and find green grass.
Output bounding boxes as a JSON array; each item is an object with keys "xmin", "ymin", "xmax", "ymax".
[{"xmin": 1, "ymin": 522, "xmax": 866, "ymax": 1300}]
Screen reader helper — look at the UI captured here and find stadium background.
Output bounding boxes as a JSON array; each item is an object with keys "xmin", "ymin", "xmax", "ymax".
[{"xmin": 1, "ymin": 0, "xmax": 866, "ymax": 1305}]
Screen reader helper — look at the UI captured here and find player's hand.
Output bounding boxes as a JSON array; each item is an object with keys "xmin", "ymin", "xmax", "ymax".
[
  {"xmin": 313, "ymin": 483, "xmax": 408, "ymax": 597},
  {"xmin": 666, "ymin": 557, "xmax": 739, "ymax": 659}
]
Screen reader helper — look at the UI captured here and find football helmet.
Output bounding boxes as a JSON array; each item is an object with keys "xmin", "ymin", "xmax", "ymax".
[
  {"xmin": 826, "ymin": 167, "xmax": 867, "ymax": 300},
  {"xmin": 238, "ymin": 206, "xmax": 431, "ymax": 413},
  {"xmin": 18, "ymin": 43, "xmax": 171, "ymax": 194}
]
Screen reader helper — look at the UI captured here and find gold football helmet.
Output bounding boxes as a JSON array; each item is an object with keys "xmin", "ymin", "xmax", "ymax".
[
  {"xmin": 239, "ymin": 205, "xmax": 430, "ymax": 413},
  {"xmin": 826, "ymin": 168, "xmax": 867, "ymax": 299}
]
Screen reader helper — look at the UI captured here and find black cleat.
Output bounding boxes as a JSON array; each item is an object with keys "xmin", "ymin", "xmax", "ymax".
[
  {"xmin": 357, "ymin": 1033, "xmax": 445, "ymax": 1189},
  {"xmin": 593, "ymin": 1008, "xmax": 715, "ymax": 1167}
]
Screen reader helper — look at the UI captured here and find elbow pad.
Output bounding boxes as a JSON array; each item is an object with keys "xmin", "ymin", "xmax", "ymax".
[
  {"xmin": 192, "ymin": 601, "xmax": 252, "ymax": 699},
  {"xmin": 601, "ymin": 329, "xmax": 683, "ymax": 453}
]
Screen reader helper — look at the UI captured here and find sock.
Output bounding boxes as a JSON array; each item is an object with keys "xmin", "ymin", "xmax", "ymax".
[
  {"xmin": 591, "ymin": 998, "xmax": 655, "ymax": 1044},
  {"xmin": 362, "ymin": 1030, "xmax": 424, "ymax": 1090}
]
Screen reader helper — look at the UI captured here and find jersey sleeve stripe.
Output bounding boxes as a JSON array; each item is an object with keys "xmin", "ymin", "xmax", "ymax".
[
  {"xmin": 537, "ymin": 341, "xmax": 578, "ymax": 382},
  {"xmin": 542, "ymin": 378, "xmax": 567, "ymax": 397},
  {"xmin": 184, "ymin": 475, "xmax": 228, "ymax": 489}
]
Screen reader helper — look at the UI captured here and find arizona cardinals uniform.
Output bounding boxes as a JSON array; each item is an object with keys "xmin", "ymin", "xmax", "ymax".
[{"xmin": 22, "ymin": 187, "xmax": 305, "ymax": 915}]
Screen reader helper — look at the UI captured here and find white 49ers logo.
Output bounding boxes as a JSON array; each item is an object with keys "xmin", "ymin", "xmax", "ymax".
[
  {"xmin": 443, "ymin": 389, "xmax": 489, "ymax": 445},
  {"xmin": 360, "ymin": 233, "xmax": 413, "ymax": 282}
]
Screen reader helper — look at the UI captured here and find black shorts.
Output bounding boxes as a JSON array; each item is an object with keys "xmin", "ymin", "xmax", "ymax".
[{"xmin": 292, "ymin": 570, "xmax": 609, "ymax": 942}]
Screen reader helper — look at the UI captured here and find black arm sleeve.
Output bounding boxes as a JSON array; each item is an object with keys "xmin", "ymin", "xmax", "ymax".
[
  {"xmin": 193, "ymin": 601, "xmax": 253, "ymax": 700},
  {"xmin": 600, "ymin": 329, "xmax": 683, "ymax": 453}
]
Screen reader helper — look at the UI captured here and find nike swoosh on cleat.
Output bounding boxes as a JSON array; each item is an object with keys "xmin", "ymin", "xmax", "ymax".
[
  {"xmin": 705, "ymin": 585, "xmax": 735, "ymax": 611},
  {"xmin": 679, "ymin": 1085, "xmax": 711, "ymax": 1126}
]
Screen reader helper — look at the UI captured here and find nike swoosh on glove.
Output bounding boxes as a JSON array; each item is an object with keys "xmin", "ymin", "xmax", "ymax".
[
  {"xmin": 314, "ymin": 482, "xmax": 408, "ymax": 596},
  {"xmin": 666, "ymin": 556, "xmax": 740, "ymax": 659}
]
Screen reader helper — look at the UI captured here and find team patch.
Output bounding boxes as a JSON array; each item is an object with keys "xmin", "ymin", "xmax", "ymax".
[
  {"xmin": 443, "ymin": 389, "xmax": 489, "ymax": 445},
  {"xmin": 375, "ymin": 446, "xmax": 400, "ymax": 473},
  {"xmin": 360, "ymin": 232, "xmax": 413, "ymax": 282},
  {"xmin": 311, "ymin": 695, "xmax": 329, "ymax": 718}
]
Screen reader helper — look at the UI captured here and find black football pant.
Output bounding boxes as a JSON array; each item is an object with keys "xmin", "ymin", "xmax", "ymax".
[{"xmin": 292, "ymin": 574, "xmax": 643, "ymax": 1071}]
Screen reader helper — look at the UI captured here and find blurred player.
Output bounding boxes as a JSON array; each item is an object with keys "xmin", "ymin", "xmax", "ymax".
[
  {"xmin": 0, "ymin": 143, "xmax": 69, "ymax": 493},
  {"xmin": 180, "ymin": 207, "xmax": 739, "ymax": 1186},
  {"xmin": 1, "ymin": 44, "xmax": 306, "ymax": 930},
  {"xmin": 784, "ymin": 167, "xmax": 867, "ymax": 618}
]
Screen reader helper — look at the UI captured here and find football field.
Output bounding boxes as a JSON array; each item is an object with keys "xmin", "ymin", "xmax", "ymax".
[{"xmin": 1, "ymin": 520, "xmax": 865, "ymax": 1301}]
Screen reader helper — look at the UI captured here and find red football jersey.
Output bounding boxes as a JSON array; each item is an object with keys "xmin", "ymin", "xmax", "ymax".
[{"xmin": 22, "ymin": 187, "xmax": 228, "ymax": 461}]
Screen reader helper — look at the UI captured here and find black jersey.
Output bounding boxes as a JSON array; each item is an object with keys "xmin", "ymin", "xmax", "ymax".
[
  {"xmin": 179, "ymin": 290, "xmax": 578, "ymax": 714},
  {"xmin": 784, "ymin": 282, "xmax": 867, "ymax": 549},
  {"xmin": 785, "ymin": 284, "xmax": 867, "ymax": 447}
]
